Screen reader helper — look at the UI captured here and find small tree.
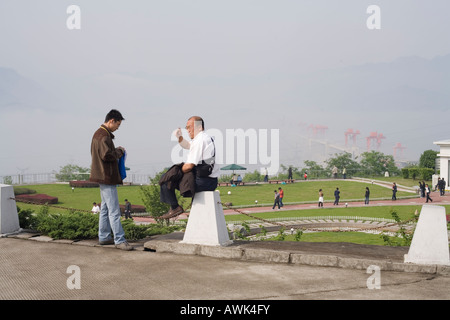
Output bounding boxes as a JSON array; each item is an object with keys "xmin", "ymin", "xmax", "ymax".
[
  {"xmin": 360, "ymin": 151, "xmax": 399, "ymax": 176},
  {"xmin": 55, "ymin": 164, "xmax": 90, "ymax": 181},
  {"xmin": 140, "ymin": 169, "xmax": 187, "ymax": 225},
  {"xmin": 325, "ymin": 152, "xmax": 361, "ymax": 177},
  {"xmin": 419, "ymin": 149, "xmax": 438, "ymax": 170}
]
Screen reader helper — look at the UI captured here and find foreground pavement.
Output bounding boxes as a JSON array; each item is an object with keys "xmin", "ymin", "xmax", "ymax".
[{"xmin": 1, "ymin": 235, "xmax": 449, "ymax": 302}]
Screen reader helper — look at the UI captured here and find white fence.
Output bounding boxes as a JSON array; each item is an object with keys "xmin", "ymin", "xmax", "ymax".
[{"xmin": 0, "ymin": 173, "xmax": 152, "ymax": 185}]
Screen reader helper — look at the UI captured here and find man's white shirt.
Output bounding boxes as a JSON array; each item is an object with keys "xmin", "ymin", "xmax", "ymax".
[{"xmin": 184, "ymin": 131, "xmax": 219, "ymax": 178}]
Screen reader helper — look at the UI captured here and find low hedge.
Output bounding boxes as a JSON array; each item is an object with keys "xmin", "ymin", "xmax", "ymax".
[
  {"xmin": 17, "ymin": 206, "xmax": 181, "ymax": 241},
  {"xmin": 13, "ymin": 187, "xmax": 37, "ymax": 196},
  {"xmin": 401, "ymin": 167, "xmax": 434, "ymax": 180},
  {"xmin": 69, "ymin": 180, "xmax": 99, "ymax": 188},
  {"xmin": 16, "ymin": 194, "xmax": 58, "ymax": 205}
]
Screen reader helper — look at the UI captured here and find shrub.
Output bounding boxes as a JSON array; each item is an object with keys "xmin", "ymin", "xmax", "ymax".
[
  {"xmin": 34, "ymin": 207, "xmax": 99, "ymax": 240},
  {"xmin": 27, "ymin": 205, "xmax": 182, "ymax": 241},
  {"xmin": 401, "ymin": 168, "xmax": 409, "ymax": 179},
  {"xmin": 16, "ymin": 194, "xmax": 58, "ymax": 205},
  {"xmin": 17, "ymin": 206, "xmax": 38, "ymax": 229},
  {"xmin": 418, "ymin": 168, "xmax": 434, "ymax": 181},
  {"xmin": 14, "ymin": 187, "xmax": 37, "ymax": 195},
  {"xmin": 69, "ymin": 181, "xmax": 99, "ymax": 188}
]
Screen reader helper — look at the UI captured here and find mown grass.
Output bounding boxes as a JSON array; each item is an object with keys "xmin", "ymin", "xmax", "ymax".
[
  {"xmin": 15, "ymin": 180, "xmax": 413, "ymax": 214},
  {"xmin": 13, "ymin": 181, "xmax": 446, "ymax": 246},
  {"xmin": 277, "ymin": 232, "xmax": 388, "ymax": 246},
  {"xmin": 223, "ymin": 205, "xmax": 423, "ymax": 223}
]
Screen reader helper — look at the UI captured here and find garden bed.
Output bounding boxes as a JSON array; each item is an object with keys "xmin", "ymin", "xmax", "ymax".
[
  {"xmin": 69, "ymin": 180, "xmax": 99, "ymax": 188},
  {"xmin": 16, "ymin": 194, "xmax": 58, "ymax": 205}
]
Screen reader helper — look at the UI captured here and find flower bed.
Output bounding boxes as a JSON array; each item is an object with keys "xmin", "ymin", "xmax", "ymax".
[
  {"xmin": 16, "ymin": 194, "xmax": 58, "ymax": 205},
  {"xmin": 69, "ymin": 180, "xmax": 99, "ymax": 188}
]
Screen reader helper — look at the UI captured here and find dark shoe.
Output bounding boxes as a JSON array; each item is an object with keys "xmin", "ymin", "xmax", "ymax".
[
  {"xmin": 115, "ymin": 241, "xmax": 133, "ymax": 251},
  {"xmin": 161, "ymin": 206, "xmax": 184, "ymax": 219},
  {"xmin": 99, "ymin": 239, "xmax": 114, "ymax": 245}
]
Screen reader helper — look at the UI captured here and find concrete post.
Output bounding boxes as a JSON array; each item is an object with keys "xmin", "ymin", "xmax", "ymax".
[
  {"xmin": 404, "ymin": 205, "xmax": 450, "ymax": 265},
  {"xmin": 0, "ymin": 184, "xmax": 20, "ymax": 236},
  {"xmin": 181, "ymin": 191, "xmax": 232, "ymax": 246}
]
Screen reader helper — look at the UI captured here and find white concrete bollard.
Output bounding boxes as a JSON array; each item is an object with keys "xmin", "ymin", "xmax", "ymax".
[
  {"xmin": 181, "ymin": 191, "xmax": 232, "ymax": 246},
  {"xmin": 0, "ymin": 184, "xmax": 20, "ymax": 236},
  {"xmin": 404, "ymin": 205, "xmax": 450, "ymax": 265}
]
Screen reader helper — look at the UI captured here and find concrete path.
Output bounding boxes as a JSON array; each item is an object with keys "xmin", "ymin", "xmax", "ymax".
[{"xmin": 1, "ymin": 236, "xmax": 449, "ymax": 303}]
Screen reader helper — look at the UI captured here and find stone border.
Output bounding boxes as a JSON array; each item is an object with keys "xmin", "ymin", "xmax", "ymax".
[
  {"xmin": 143, "ymin": 239, "xmax": 450, "ymax": 276},
  {"xmin": 6, "ymin": 229, "xmax": 450, "ymax": 276}
]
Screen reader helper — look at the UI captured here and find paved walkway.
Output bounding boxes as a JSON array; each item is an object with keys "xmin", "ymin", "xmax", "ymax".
[{"xmin": 1, "ymin": 189, "xmax": 450, "ymax": 302}]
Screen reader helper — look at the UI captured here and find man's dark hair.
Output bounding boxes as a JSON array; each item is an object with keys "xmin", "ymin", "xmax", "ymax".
[{"xmin": 105, "ymin": 109, "xmax": 125, "ymax": 122}]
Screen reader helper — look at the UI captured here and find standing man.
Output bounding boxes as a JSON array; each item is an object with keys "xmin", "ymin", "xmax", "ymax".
[
  {"xmin": 278, "ymin": 187, "xmax": 284, "ymax": 207},
  {"xmin": 272, "ymin": 190, "xmax": 281, "ymax": 210},
  {"xmin": 90, "ymin": 109, "xmax": 132, "ymax": 251},
  {"xmin": 364, "ymin": 187, "xmax": 370, "ymax": 205},
  {"xmin": 334, "ymin": 187, "xmax": 340, "ymax": 205},
  {"xmin": 160, "ymin": 116, "xmax": 219, "ymax": 219},
  {"xmin": 425, "ymin": 184, "xmax": 433, "ymax": 203},
  {"xmin": 392, "ymin": 182, "xmax": 397, "ymax": 201},
  {"xmin": 124, "ymin": 199, "xmax": 132, "ymax": 220}
]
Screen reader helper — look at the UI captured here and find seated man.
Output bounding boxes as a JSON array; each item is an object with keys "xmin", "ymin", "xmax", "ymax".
[{"xmin": 159, "ymin": 116, "xmax": 219, "ymax": 219}]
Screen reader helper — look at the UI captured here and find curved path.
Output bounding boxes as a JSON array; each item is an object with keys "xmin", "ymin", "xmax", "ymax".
[{"xmin": 133, "ymin": 191, "xmax": 450, "ymax": 224}]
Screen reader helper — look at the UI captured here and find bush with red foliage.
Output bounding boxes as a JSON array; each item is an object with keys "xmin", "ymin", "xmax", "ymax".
[
  {"xmin": 69, "ymin": 181, "xmax": 99, "ymax": 188},
  {"xmin": 16, "ymin": 194, "xmax": 58, "ymax": 205}
]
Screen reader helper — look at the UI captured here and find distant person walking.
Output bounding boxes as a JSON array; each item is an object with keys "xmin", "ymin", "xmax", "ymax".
[
  {"xmin": 333, "ymin": 187, "xmax": 340, "ymax": 205},
  {"xmin": 124, "ymin": 199, "xmax": 132, "ymax": 220},
  {"xmin": 392, "ymin": 183, "xmax": 397, "ymax": 201},
  {"xmin": 332, "ymin": 166, "xmax": 338, "ymax": 179},
  {"xmin": 418, "ymin": 181, "xmax": 424, "ymax": 198},
  {"xmin": 438, "ymin": 177, "xmax": 446, "ymax": 196},
  {"xmin": 364, "ymin": 187, "xmax": 370, "ymax": 205},
  {"xmin": 288, "ymin": 167, "xmax": 293, "ymax": 180},
  {"xmin": 272, "ymin": 190, "xmax": 281, "ymax": 210},
  {"xmin": 318, "ymin": 189, "xmax": 324, "ymax": 208},
  {"xmin": 425, "ymin": 184, "xmax": 433, "ymax": 203},
  {"xmin": 278, "ymin": 187, "xmax": 284, "ymax": 207}
]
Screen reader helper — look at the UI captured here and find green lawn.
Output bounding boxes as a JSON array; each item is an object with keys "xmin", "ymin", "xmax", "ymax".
[
  {"xmin": 15, "ymin": 184, "xmax": 145, "ymax": 213},
  {"xmin": 279, "ymin": 232, "xmax": 388, "ymax": 246},
  {"xmin": 15, "ymin": 180, "xmax": 413, "ymax": 213},
  {"xmin": 14, "ymin": 181, "xmax": 447, "ymax": 246},
  {"xmin": 218, "ymin": 180, "xmax": 413, "ymax": 207},
  {"xmin": 223, "ymin": 205, "xmax": 423, "ymax": 223}
]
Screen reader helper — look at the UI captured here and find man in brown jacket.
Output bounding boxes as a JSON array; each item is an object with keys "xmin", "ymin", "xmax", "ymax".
[{"xmin": 90, "ymin": 109, "xmax": 132, "ymax": 251}]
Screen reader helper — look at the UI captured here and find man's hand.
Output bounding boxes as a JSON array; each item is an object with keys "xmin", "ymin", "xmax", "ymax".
[
  {"xmin": 174, "ymin": 128, "xmax": 182, "ymax": 138},
  {"xmin": 182, "ymin": 163, "xmax": 195, "ymax": 173}
]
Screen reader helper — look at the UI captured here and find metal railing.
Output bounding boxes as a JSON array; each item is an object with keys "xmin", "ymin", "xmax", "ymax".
[{"xmin": 0, "ymin": 173, "xmax": 152, "ymax": 186}]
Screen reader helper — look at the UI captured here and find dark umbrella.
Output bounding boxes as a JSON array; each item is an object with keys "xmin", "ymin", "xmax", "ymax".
[{"xmin": 220, "ymin": 164, "xmax": 247, "ymax": 174}]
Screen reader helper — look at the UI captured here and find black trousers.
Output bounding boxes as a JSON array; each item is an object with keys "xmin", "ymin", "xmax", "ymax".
[{"xmin": 160, "ymin": 174, "xmax": 218, "ymax": 207}]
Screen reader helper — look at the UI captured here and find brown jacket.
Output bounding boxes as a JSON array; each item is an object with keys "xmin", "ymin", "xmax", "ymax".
[{"xmin": 89, "ymin": 125, "xmax": 124, "ymax": 185}]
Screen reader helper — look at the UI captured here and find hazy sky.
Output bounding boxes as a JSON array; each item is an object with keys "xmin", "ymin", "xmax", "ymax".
[{"xmin": 1, "ymin": 1, "xmax": 450, "ymax": 177}]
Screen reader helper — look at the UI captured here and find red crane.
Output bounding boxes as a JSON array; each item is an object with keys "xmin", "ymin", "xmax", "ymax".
[
  {"xmin": 308, "ymin": 124, "xmax": 328, "ymax": 138},
  {"xmin": 366, "ymin": 132, "xmax": 386, "ymax": 151},
  {"xmin": 393, "ymin": 142, "xmax": 406, "ymax": 158},
  {"xmin": 344, "ymin": 128, "xmax": 360, "ymax": 147}
]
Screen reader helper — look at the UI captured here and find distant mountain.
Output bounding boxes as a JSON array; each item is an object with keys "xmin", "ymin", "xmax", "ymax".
[{"xmin": 0, "ymin": 67, "xmax": 55, "ymax": 111}]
